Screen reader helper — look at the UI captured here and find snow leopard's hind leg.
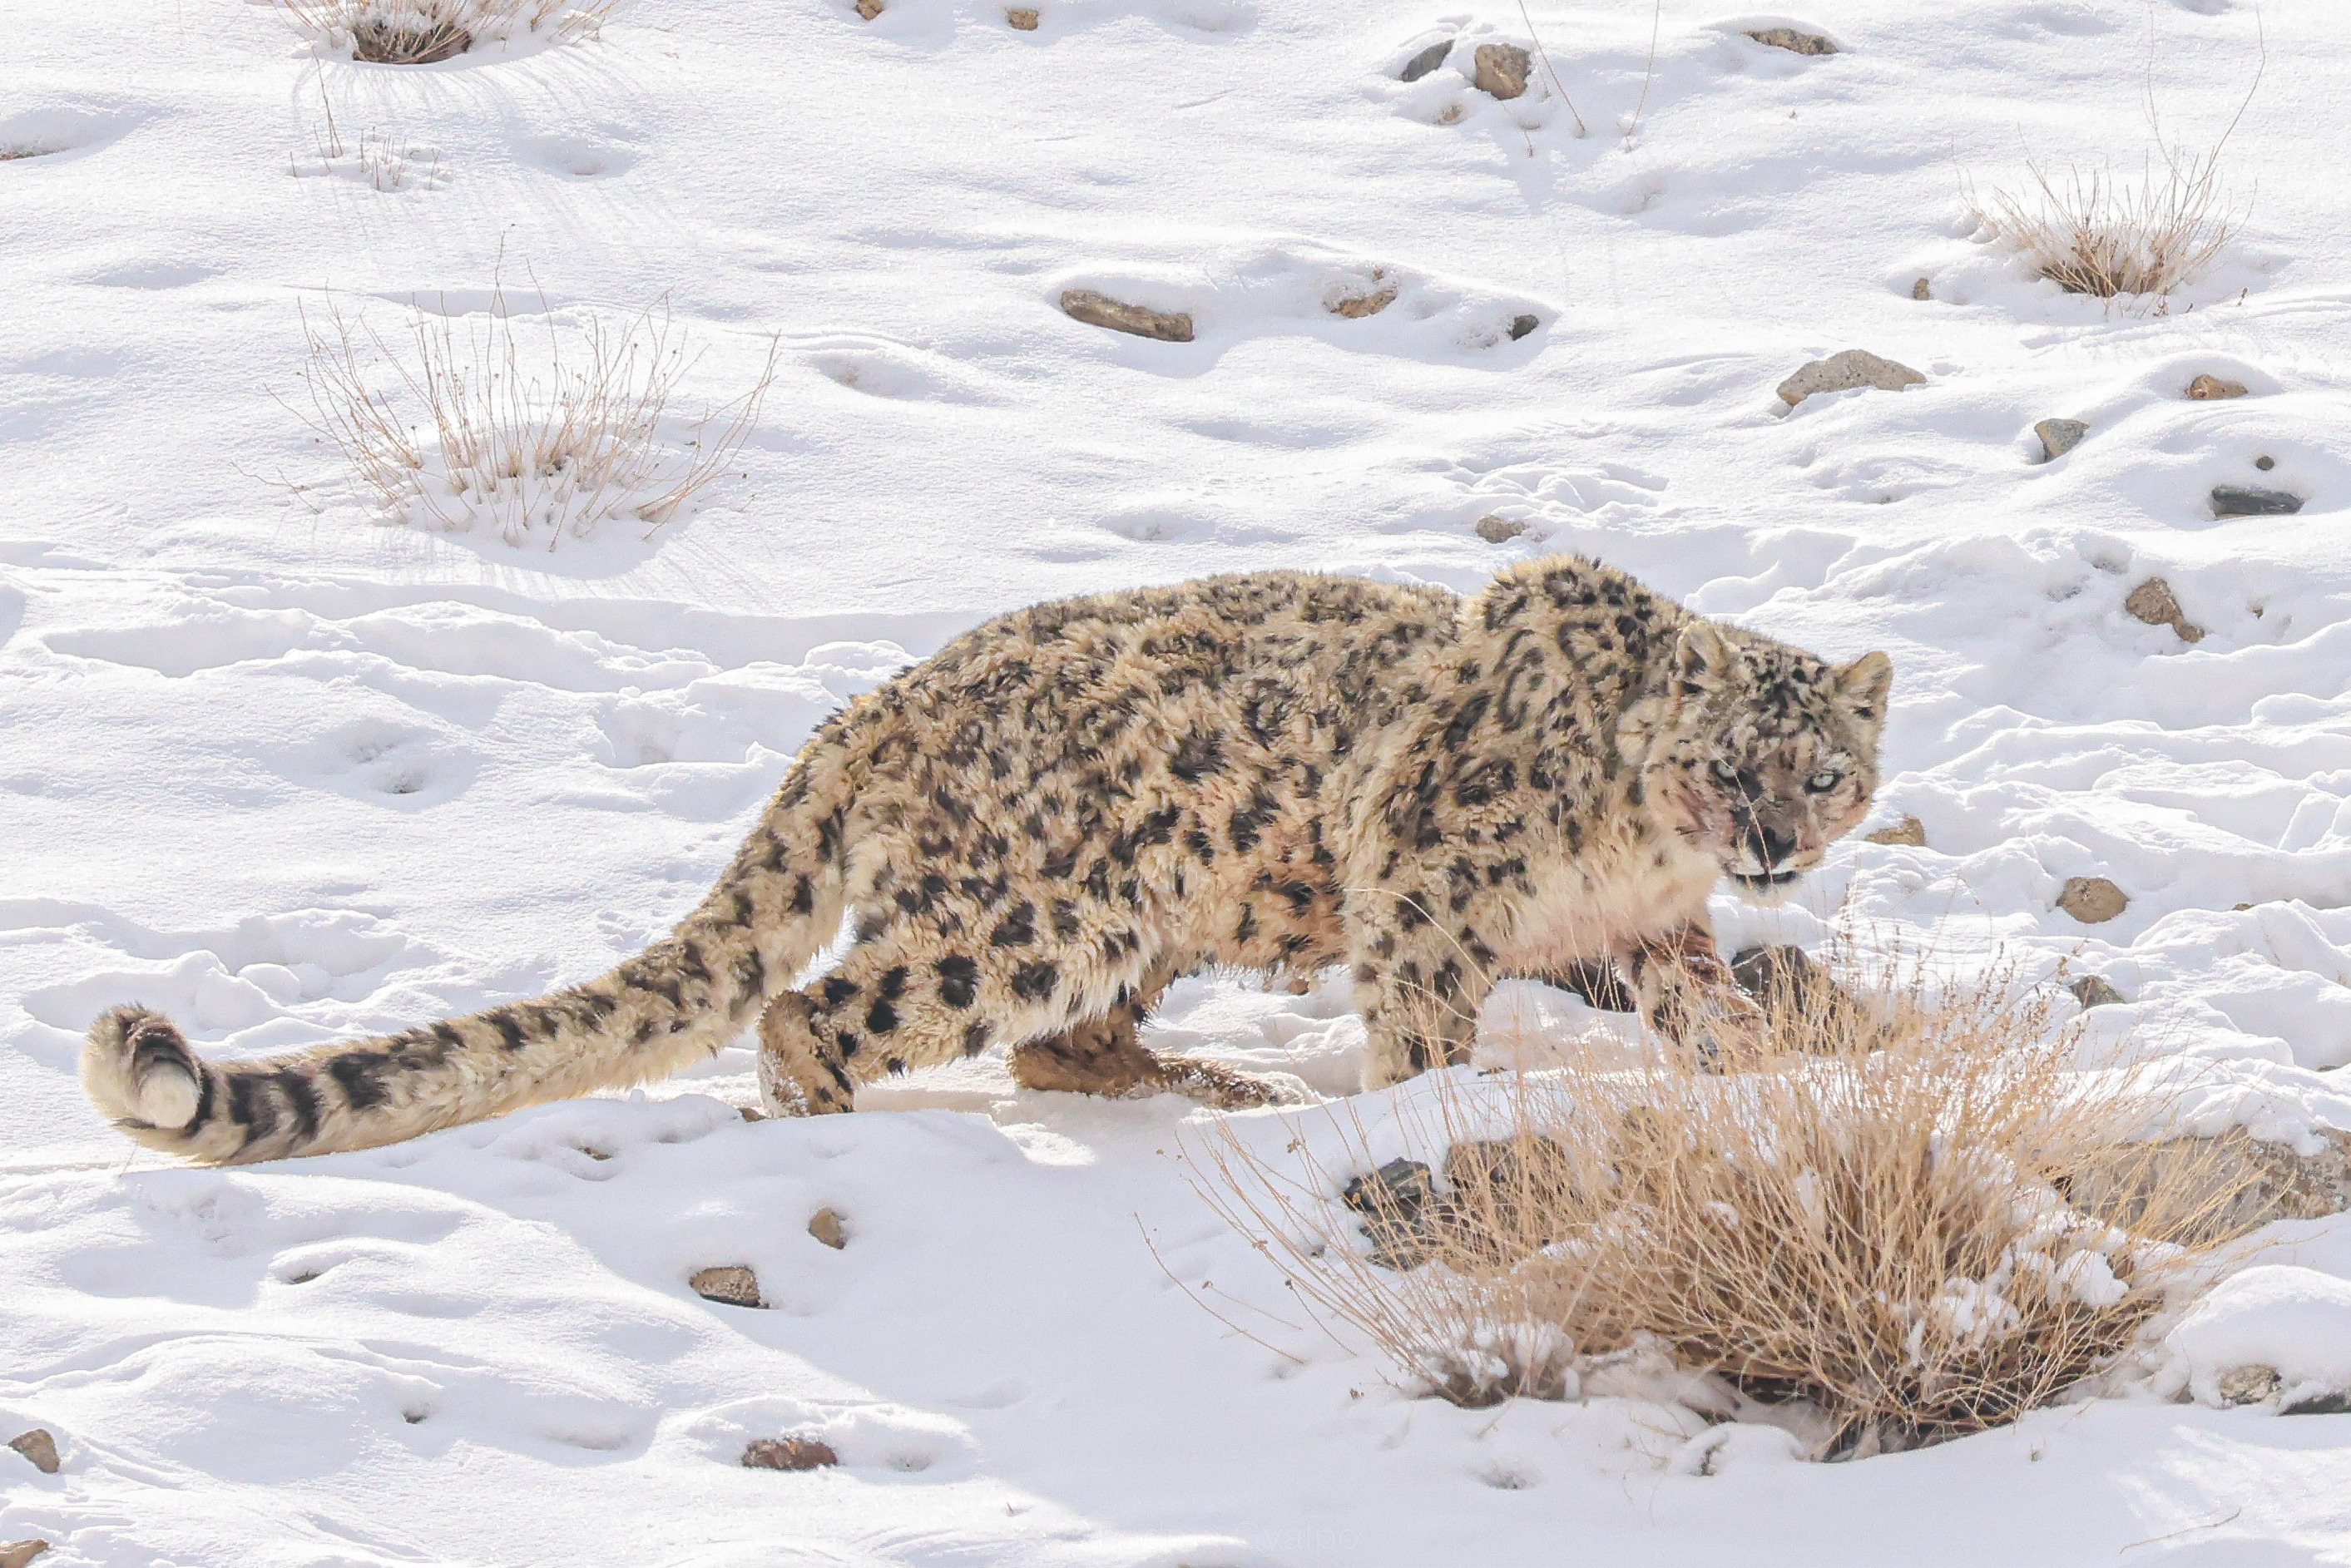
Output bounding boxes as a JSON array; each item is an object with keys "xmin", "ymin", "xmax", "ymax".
[{"xmin": 1007, "ymin": 965, "xmax": 1304, "ymax": 1110}]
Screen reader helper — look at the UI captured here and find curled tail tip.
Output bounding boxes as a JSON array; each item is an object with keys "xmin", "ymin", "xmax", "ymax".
[{"xmin": 83, "ymin": 1004, "xmax": 206, "ymax": 1135}]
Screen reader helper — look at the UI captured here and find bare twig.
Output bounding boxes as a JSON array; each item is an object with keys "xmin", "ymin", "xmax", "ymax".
[
  {"xmin": 1623, "ymin": 0, "xmax": 1663, "ymax": 151},
  {"xmin": 1514, "ymin": 1, "xmax": 1587, "ymax": 138}
]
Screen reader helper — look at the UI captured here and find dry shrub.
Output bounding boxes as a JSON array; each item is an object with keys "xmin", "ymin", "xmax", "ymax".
[
  {"xmin": 285, "ymin": 274, "xmax": 775, "ymax": 548},
  {"xmin": 270, "ymin": 0, "xmax": 616, "ymax": 64},
  {"xmin": 1201, "ymin": 951, "xmax": 2257, "ymax": 1458},
  {"xmin": 1967, "ymin": 153, "xmax": 2241, "ymax": 304}
]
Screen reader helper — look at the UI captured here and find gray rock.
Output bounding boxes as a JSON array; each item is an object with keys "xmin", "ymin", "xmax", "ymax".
[
  {"xmin": 1776, "ymin": 349, "xmax": 1925, "ymax": 407},
  {"xmin": 2216, "ymin": 1365, "xmax": 2282, "ymax": 1406},
  {"xmin": 2212, "ymin": 485, "xmax": 2302, "ymax": 518},
  {"xmin": 1746, "ymin": 26, "xmax": 1837, "ymax": 55},
  {"xmin": 1471, "ymin": 42, "xmax": 1531, "ymax": 100},
  {"xmin": 2066, "ymin": 1128, "xmax": 2351, "ymax": 1247},
  {"xmin": 1398, "ymin": 38, "xmax": 1452, "ymax": 81},
  {"xmin": 2035, "ymin": 417, "xmax": 2088, "ymax": 461},
  {"xmin": 1474, "ymin": 514, "xmax": 1528, "ymax": 543},
  {"xmin": 1507, "ymin": 313, "xmax": 1539, "ymax": 340},
  {"xmin": 690, "ymin": 1265, "xmax": 765, "ymax": 1308},
  {"xmin": 2124, "ymin": 576, "xmax": 2204, "ymax": 643},
  {"xmin": 6, "ymin": 1431, "xmax": 57, "ymax": 1475},
  {"xmin": 2070, "ymin": 975, "xmax": 2127, "ymax": 1009},
  {"xmin": 2187, "ymin": 373, "xmax": 2248, "ymax": 400},
  {"xmin": 2285, "ymin": 1388, "xmax": 2351, "ymax": 1416},
  {"xmin": 1342, "ymin": 1157, "xmax": 1438, "ymax": 1269},
  {"xmin": 1060, "ymin": 289, "xmax": 1193, "ymax": 343},
  {"xmin": 1865, "ymin": 814, "xmax": 1927, "ymax": 847},
  {"xmin": 2255, "ymin": 455, "xmax": 2276, "ymax": 472},
  {"xmin": 2057, "ymin": 875, "xmax": 2128, "ymax": 923}
]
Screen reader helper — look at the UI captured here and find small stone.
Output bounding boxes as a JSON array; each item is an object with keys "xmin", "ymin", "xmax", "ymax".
[
  {"xmin": 7, "ymin": 1431, "xmax": 58, "ymax": 1475},
  {"xmin": 1328, "ymin": 282, "xmax": 1397, "ymax": 319},
  {"xmin": 1745, "ymin": 26, "xmax": 1837, "ymax": 55},
  {"xmin": 2057, "ymin": 876, "xmax": 2129, "ymax": 924},
  {"xmin": 2070, "ymin": 975, "xmax": 2127, "ymax": 1009},
  {"xmin": 2123, "ymin": 576, "xmax": 2205, "ymax": 643},
  {"xmin": 2234, "ymin": 903, "xmax": 2255, "ymax": 912},
  {"xmin": 1865, "ymin": 814, "xmax": 1928, "ymax": 848},
  {"xmin": 2211, "ymin": 485, "xmax": 2303, "ymax": 518},
  {"xmin": 690, "ymin": 1265, "xmax": 765, "ymax": 1308},
  {"xmin": 808, "ymin": 1208, "xmax": 848, "ymax": 1249},
  {"xmin": 744, "ymin": 1437, "xmax": 839, "ymax": 1471},
  {"xmin": 2187, "ymin": 373, "xmax": 2248, "ymax": 400},
  {"xmin": 0, "ymin": 1541, "xmax": 50, "ymax": 1568},
  {"xmin": 854, "ymin": 0, "xmax": 882, "ymax": 15},
  {"xmin": 1006, "ymin": 6, "xmax": 1038, "ymax": 25},
  {"xmin": 1059, "ymin": 289, "xmax": 1193, "ymax": 343},
  {"xmin": 1776, "ymin": 349, "xmax": 1926, "ymax": 408},
  {"xmin": 2254, "ymin": 455, "xmax": 2275, "ymax": 471},
  {"xmin": 1433, "ymin": 102, "xmax": 1464, "ymax": 126},
  {"xmin": 2034, "ymin": 418, "xmax": 2089, "ymax": 461},
  {"xmin": 1471, "ymin": 42, "xmax": 1531, "ymax": 100},
  {"xmin": 2216, "ymin": 1365, "xmax": 2282, "ymax": 1406},
  {"xmin": 1507, "ymin": 314, "xmax": 1539, "ymax": 340},
  {"xmin": 1474, "ymin": 514, "xmax": 1528, "ymax": 544},
  {"xmin": 1910, "ymin": 277, "xmax": 1931, "ymax": 300},
  {"xmin": 739, "ymin": 1105, "xmax": 766, "ymax": 1121},
  {"xmin": 1398, "ymin": 38, "xmax": 1452, "ymax": 81}
]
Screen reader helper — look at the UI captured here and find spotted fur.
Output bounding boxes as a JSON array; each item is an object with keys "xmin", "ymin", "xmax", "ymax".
[{"xmin": 82, "ymin": 556, "xmax": 1890, "ymax": 1163}]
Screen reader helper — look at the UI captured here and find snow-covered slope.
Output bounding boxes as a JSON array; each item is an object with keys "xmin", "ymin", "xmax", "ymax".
[{"xmin": 6, "ymin": 0, "xmax": 2351, "ymax": 1561}]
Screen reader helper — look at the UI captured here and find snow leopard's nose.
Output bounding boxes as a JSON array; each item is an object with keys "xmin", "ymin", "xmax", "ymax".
[{"xmin": 1750, "ymin": 816, "xmax": 1800, "ymax": 868}]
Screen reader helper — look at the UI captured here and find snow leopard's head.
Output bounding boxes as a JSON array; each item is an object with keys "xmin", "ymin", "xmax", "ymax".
[{"xmin": 1641, "ymin": 621, "xmax": 1892, "ymax": 903}]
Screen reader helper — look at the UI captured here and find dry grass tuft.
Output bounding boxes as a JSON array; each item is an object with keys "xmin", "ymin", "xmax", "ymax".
[
  {"xmin": 1967, "ymin": 153, "xmax": 2241, "ymax": 305},
  {"xmin": 270, "ymin": 0, "xmax": 617, "ymax": 64},
  {"xmin": 284, "ymin": 270, "xmax": 775, "ymax": 548},
  {"xmin": 1201, "ymin": 949, "xmax": 2257, "ymax": 1458}
]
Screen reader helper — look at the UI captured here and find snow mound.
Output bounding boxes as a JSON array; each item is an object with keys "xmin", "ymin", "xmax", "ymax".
[{"xmin": 2163, "ymin": 1264, "xmax": 2351, "ymax": 1409}]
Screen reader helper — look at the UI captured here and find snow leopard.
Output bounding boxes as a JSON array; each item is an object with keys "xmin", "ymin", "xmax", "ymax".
[{"xmin": 83, "ymin": 555, "xmax": 1891, "ymax": 1164}]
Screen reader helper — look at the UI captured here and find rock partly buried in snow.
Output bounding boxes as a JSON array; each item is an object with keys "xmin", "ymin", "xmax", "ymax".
[
  {"xmin": 2070, "ymin": 974, "xmax": 2126, "ymax": 1009},
  {"xmin": 2057, "ymin": 875, "xmax": 2128, "ymax": 923},
  {"xmin": 1059, "ymin": 289, "xmax": 1193, "ymax": 343},
  {"xmin": 7, "ymin": 1431, "xmax": 57, "ymax": 1474},
  {"xmin": 1910, "ymin": 277, "xmax": 1931, "ymax": 300},
  {"xmin": 2212, "ymin": 485, "xmax": 2302, "ymax": 518},
  {"xmin": 1475, "ymin": 514, "xmax": 1528, "ymax": 543},
  {"xmin": 690, "ymin": 1265, "xmax": 765, "ymax": 1308},
  {"xmin": 808, "ymin": 1207, "xmax": 848, "ymax": 1249},
  {"xmin": 738, "ymin": 1105, "xmax": 766, "ymax": 1121},
  {"xmin": 2187, "ymin": 373, "xmax": 2248, "ymax": 400},
  {"xmin": 2167, "ymin": 1264, "xmax": 2351, "ymax": 1411},
  {"xmin": 1745, "ymin": 26, "xmax": 1838, "ymax": 55},
  {"xmin": 0, "ymin": 1541, "xmax": 50, "ymax": 1568},
  {"xmin": 2034, "ymin": 417, "xmax": 2088, "ymax": 461},
  {"xmin": 2071, "ymin": 1130, "xmax": 2351, "ymax": 1247},
  {"xmin": 1006, "ymin": 7, "xmax": 1038, "ymax": 27},
  {"xmin": 1398, "ymin": 38, "xmax": 1453, "ymax": 81},
  {"xmin": 1507, "ymin": 313, "xmax": 1539, "ymax": 341},
  {"xmin": 1342, "ymin": 1156, "xmax": 1439, "ymax": 1268},
  {"xmin": 1775, "ymin": 349, "xmax": 1924, "ymax": 408},
  {"xmin": 1327, "ymin": 281, "xmax": 1397, "ymax": 319},
  {"xmin": 1471, "ymin": 43, "xmax": 1531, "ymax": 100},
  {"xmin": 1865, "ymin": 814, "xmax": 1928, "ymax": 847},
  {"xmin": 2124, "ymin": 576, "xmax": 2205, "ymax": 643},
  {"xmin": 854, "ymin": 0, "xmax": 882, "ymax": 17},
  {"xmin": 743, "ymin": 1437, "xmax": 840, "ymax": 1471}
]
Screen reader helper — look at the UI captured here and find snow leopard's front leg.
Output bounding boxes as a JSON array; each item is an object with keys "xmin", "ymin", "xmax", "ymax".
[
  {"xmin": 1350, "ymin": 898, "xmax": 1493, "ymax": 1090},
  {"xmin": 1617, "ymin": 918, "xmax": 1769, "ymax": 1069}
]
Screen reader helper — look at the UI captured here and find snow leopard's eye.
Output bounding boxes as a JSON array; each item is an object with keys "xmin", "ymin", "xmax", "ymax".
[
  {"xmin": 1805, "ymin": 770, "xmax": 1843, "ymax": 793},
  {"xmin": 1709, "ymin": 760, "xmax": 1740, "ymax": 787}
]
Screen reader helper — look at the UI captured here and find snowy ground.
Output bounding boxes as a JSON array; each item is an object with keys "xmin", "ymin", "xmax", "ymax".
[{"xmin": 7, "ymin": 0, "xmax": 2351, "ymax": 1561}]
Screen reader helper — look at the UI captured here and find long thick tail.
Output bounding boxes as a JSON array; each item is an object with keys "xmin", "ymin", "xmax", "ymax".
[{"xmin": 82, "ymin": 784, "xmax": 849, "ymax": 1165}]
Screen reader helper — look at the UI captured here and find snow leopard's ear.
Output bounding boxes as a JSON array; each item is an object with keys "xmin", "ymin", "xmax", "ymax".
[
  {"xmin": 1672, "ymin": 621, "xmax": 1733, "ymax": 685},
  {"xmin": 1834, "ymin": 651, "xmax": 1893, "ymax": 741}
]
